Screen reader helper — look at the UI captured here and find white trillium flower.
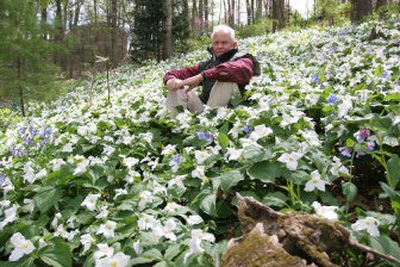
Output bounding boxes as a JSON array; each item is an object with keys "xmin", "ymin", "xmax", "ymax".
[
  {"xmin": 164, "ymin": 202, "xmax": 183, "ymax": 214},
  {"xmin": 23, "ymin": 163, "xmax": 36, "ymax": 184},
  {"xmin": 187, "ymin": 215, "xmax": 204, "ymax": 225},
  {"xmin": 194, "ymin": 150, "xmax": 210, "ymax": 165},
  {"xmin": 226, "ymin": 148, "xmax": 242, "ymax": 161},
  {"xmin": 138, "ymin": 191, "xmax": 153, "ymax": 211},
  {"xmin": 0, "ymin": 204, "xmax": 18, "ymax": 230},
  {"xmin": 49, "ymin": 158, "xmax": 66, "ymax": 172},
  {"xmin": 80, "ymin": 234, "xmax": 95, "ymax": 252},
  {"xmin": 184, "ymin": 229, "xmax": 215, "ymax": 263},
  {"xmin": 351, "ymin": 217, "xmax": 380, "ymax": 237},
  {"xmin": 81, "ymin": 194, "xmax": 101, "ymax": 211},
  {"xmin": 312, "ymin": 201, "xmax": 338, "ymax": 222},
  {"xmin": 95, "ymin": 206, "xmax": 109, "ymax": 219},
  {"xmin": 304, "ymin": 170, "xmax": 328, "ymax": 192},
  {"xmin": 249, "ymin": 125, "xmax": 273, "ymax": 141},
  {"xmin": 94, "ymin": 243, "xmax": 114, "ymax": 260},
  {"xmin": 35, "ymin": 168, "xmax": 47, "ymax": 179},
  {"xmin": 114, "ymin": 189, "xmax": 128, "ymax": 200},
  {"xmin": 8, "ymin": 232, "xmax": 35, "ymax": 261},
  {"xmin": 122, "ymin": 156, "xmax": 139, "ymax": 169},
  {"xmin": 96, "ymin": 220, "xmax": 117, "ymax": 239},
  {"xmin": 191, "ymin": 165, "xmax": 206, "ymax": 182},
  {"xmin": 138, "ymin": 214, "xmax": 157, "ymax": 231},
  {"xmin": 95, "ymin": 252, "xmax": 130, "ymax": 267},
  {"xmin": 73, "ymin": 159, "xmax": 90, "ymax": 176},
  {"xmin": 277, "ymin": 152, "xmax": 302, "ymax": 171},
  {"xmin": 23, "ymin": 198, "xmax": 35, "ymax": 213},
  {"xmin": 153, "ymin": 219, "xmax": 177, "ymax": 241},
  {"xmin": 132, "ymin": 240, "xmax": 143, "ymax": 255}
]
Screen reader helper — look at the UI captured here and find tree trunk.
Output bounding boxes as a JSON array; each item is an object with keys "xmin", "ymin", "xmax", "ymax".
[
  {"xmin": 256, "ymin": 0, "xmax": 262, "ymax": 21},
  {"xmin": 74, "ymin": 0, "xmax": 81, "ymax": 27},
  {"xmin": 192, "ymin": 0, "xmax": 198, "ymax": 37},
  {"xmin": 251, "ymin": 0, "xmax": 255, "ymax": 23},
  {"xmin": 246, "ymin": 0, "xmax": 252, "ymax": 24},
  {"xmin": 350, "ymin": 0, "xmax": 373, "ymax": 23},
  {"xmin": 204, "ymin": 0, "xmax": 209, "ymax": 29},
  {"xmin": 162, "ymin": 0, "xmax": 173, "ymax": 60},
  {"xmin": 17, "ymin": 58, "xmax": 25, "ymax": 117},
  {"xmin": 111, "ymin": 0, "xmax": 118, "ymax": 66},
  {"xmin": 41, "ymin": 7, "xmax": 47, "ymax": 40},
  {"xmin": 94, "ymin": 0, "xmax": 98, "ymax": 23},
  {"xmin": 237, "ymin": 0, "xmax": 241, "ymax": 26},
  {"xmin": 230, "ymin": 0, "xmax": 235, "ymax": 27},
  {"xmin": 199, "ymin": 0, "xmax": 204, "ymax": 25},
  {"xmin": 272, "ymin": 0, "xmax": 286, "ymax": 32}
]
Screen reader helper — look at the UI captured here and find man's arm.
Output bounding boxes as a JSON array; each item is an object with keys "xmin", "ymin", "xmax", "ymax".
[
  {"xmin": 163, "ymin": 65, "xmax": 201, "ymax": 85},
  {"xmin": 202, "ymin": 57, "xmax": 254, "ymax": 84}
]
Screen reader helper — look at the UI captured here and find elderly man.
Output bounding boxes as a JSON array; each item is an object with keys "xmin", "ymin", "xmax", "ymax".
[{"xmin": 163, "ymin": 25, "xmax": 260, "ymax": 115}]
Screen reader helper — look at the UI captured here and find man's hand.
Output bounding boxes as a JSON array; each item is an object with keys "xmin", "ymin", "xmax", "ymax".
[
  {"xmin": 181, "ymin": 74, "xmax": 204, "ymax": 92},
  {"xmin": 166, "ymin": 78, "xmax": 183, "ymax": 91}
]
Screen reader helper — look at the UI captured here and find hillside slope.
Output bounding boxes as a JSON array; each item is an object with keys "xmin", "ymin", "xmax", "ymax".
[{"xmin": 0, "ymin": 15, "xmax": 399, "ymax": 266}]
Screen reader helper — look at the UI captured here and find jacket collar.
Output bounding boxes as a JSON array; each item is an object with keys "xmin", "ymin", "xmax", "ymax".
[{"xmin": 207, "ymin": 47, "xmax": 238, "ymax": 61}]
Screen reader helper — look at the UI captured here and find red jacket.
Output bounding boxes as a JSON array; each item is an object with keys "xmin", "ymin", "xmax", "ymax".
[
  {"xmin": 164, "ymin": 48, "xmax": 258, "ymax": 103},
  {"xmin": 164, "ymin": 57, "xmax": 254, "ymax": 84}
]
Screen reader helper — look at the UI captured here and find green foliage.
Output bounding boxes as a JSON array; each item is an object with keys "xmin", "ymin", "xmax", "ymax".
[
  {"xmin": 128, "ymin": 0, "xmax": 190, "ymax": 62},
  {"xmin": 0, "ymin": 0, "xmax": 61, "ymax": 115},
  {"xmin": 0, "ymin": 107, "xmax": 21, "ymax": 131},
  {"xmin": 236, "ymin": 18, "xmax": 273, "ymax": 39}
]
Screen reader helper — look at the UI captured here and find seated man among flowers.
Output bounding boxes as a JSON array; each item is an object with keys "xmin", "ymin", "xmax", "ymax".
[{"xmin": 163, "ymin": 24, "xmax": 260, "ymax": 116}]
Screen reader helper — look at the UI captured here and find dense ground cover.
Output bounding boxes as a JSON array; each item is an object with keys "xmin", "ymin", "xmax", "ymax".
[{"xmin": 0, "ymin": 14, "xmax": 399, "ymax": 267}]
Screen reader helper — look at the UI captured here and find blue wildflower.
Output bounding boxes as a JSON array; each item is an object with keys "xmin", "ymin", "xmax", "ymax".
[
  {"xmin": 10, "ymin": 147, "xmax": 24, "ymax": 158},
  {"xmin": 339, "ymin": 147, "xmax": 352, "ymax": 158},
  {"xmin": 381, "ymin": 71, "xmax": 390, "ymax": 79},
  {"xmin": 0, "ymin": 175, "xmax": 6, "ymax": 185},
  {"xmin": 19, "ymin": 127, "xmax": 26, "ymax": 135},
  {"xmin": 198, "ymin": 131, "xmax": 213, "ymax": 143},
  {"xmin": 366, "ymin": 140, "xmax": 376, "ymax": 151},
  {"xmin": 311, "ymin": 74, "xmax": 319, "ymax": 84},
  {"xmin": 242, "ymin": 126, "xmax": 252, "ymax": 134},
  {"xmin": 357, "ymin": 128, "xmax": 370, "ymax": 143},
  {"xmin": 356, "ymin": 149, "xmax": 366, "ymax": 158},
  {"xmin": 327, "ymin": 94, "xmax": 337, "ymax": 104},
  {"xmin": 171, "ymin": 154, "xmax": 180, "ymax": 164}
]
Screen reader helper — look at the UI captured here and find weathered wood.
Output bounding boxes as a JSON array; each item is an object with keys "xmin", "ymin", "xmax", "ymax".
[{"xmin": 222, "ymin": 194, "xmax": 400, "ymax": 267}]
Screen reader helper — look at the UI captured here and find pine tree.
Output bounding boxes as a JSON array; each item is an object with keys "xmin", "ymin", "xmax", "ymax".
[
  {"xmin": 0, "ymin": 0, "xmax": 60, "ymax": 116},
  {"xmin": 128, "ymin": 0, "xmax": 190, "ymax": 63}
]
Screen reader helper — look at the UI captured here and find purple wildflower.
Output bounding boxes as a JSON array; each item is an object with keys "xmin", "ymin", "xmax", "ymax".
[
  {"xmin": 171, "ymin": 154, "xmax": 180, "ymax": 164},
  {"xmin": 356, "ymin": 149, "xmax": 366, "ymax": 158},
  {"xmin": 357, "ymin": 128, "xmax": 370, "ymax": 143},
  {"xmin": 0, "ymin": 175, "xmax": 6, "ymax": 185},
  {"xmin": 311, "ymin": 74, "xmax": 319, "ymax": 84},
  {"xmin": 381, "ymin": 70, "xmax": 390, "ymax": 79},
  {"xmin": 339, "ymin": 147, "xmax": 352, "ymax": 158},
  {"xmin": 327, "ymin": 94, "xmax": 337, "ymax": 104},
  {"xmin": 242, "ymin": 126, "xmax": 252, "ymax": 134},
  {"xmin": 198, "ymin": 131, "xmax": 213, "ymax": 143},
  {"xmin": 19, "ymin": 127, "xmax": 26, "ymax": 135},
  {"xmin": 10, "ymin": 147, "xmax": 24, "ymax": 158},
  {"xmin": 366, "ymin": 140, "xmax": 376, "ymax": 151}
]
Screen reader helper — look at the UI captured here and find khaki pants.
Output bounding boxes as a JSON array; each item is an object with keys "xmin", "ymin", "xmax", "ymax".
[{"xmin": 166, "ymin": 81, "xmax": 240, "ymax": 116}]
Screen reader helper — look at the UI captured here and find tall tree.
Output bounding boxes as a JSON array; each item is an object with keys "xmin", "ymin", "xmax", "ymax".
[
  {"xmin": 256, "ymin": 0, "xmax": 263, "ymax": 21},
  {"xmin": 162, "ymin": 0, "xmax": 173, "ymax": 59},
  {"xmin": 315, "ymin": 0, "xmax": 340, "ymax": 26},
  {"xmin": 111, "ymin": 0, "xmax": 118, "ymax": 66},
  {"xmin": 272, "ymin": 0, "xmax": 286, "ymax": 32},
  {"xmin": 350, "ymin": 0, "xmax": 373, "ymax": 23},
  {"xmin": 0, "ymin": 0, "xmax": 60, "ymax": 116}
]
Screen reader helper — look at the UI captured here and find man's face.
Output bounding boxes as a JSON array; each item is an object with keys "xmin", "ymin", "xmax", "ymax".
[{"xmin": 212, "ymin": 31, "xmax": 237, "ymax": 57}]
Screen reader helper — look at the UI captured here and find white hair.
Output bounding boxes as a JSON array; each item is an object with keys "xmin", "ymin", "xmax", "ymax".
[{"xmin": 211, "ymin": 25, "xmax": 236, "ymax": 41}]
